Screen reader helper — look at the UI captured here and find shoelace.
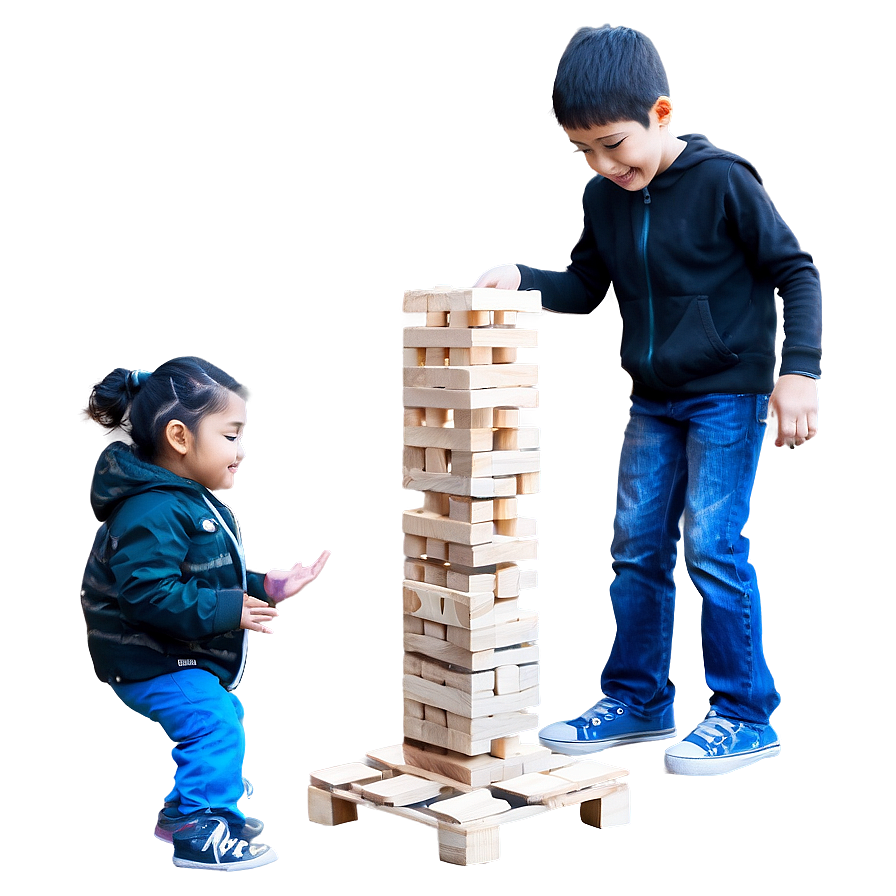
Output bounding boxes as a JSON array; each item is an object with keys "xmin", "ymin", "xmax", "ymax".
[
  {"xmin": 690, "ymin": 712, "xmax": 740, "ymax": 744},
  {"xmin": 582, "ymin": 699, "xmax": 626, "ymax": 727}
]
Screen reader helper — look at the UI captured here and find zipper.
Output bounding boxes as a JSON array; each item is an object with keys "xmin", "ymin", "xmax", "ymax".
[{"xmin": 639, "ymin": 187, "xmax": 655, "ymax": 372}]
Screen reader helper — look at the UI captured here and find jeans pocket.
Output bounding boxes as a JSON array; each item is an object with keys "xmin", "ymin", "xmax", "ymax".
[{"xmin": 756, "ymin": 393, "xmax": 770, "ymax": 425}]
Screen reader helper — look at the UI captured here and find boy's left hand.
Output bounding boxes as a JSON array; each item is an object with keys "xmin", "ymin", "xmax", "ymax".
[
  {"xmin": 264, "ymin": 550, "xmax": 331, "ymax": 603},
  {"xmin": 770, "ymin": 374, "xmax": 819, "ymax": 448}
]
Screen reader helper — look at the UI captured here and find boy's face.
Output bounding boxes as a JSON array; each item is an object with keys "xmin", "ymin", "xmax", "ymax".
[{"xmin": 564, "ymin": 98, "xmax": 683, "ymax": 192}]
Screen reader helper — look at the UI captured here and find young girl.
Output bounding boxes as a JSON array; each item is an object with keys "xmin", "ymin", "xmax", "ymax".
[{"xmin": 81, "ymin": 357, "xmax": 329, "ymax": 871}]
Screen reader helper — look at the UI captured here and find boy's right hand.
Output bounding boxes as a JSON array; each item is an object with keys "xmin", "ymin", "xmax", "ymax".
[
  {"xmin": 241, "ymin": 594, "xmax": 278, "ymax": 634},
  {"xmin": 474, "ymin": 265, "xmax": 521, "ymax": 290}
]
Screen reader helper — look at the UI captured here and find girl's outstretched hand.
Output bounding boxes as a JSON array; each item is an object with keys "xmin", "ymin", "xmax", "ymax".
[
  {"xmin": 241, "ymin": 594, "xmax": 278, "ymax": 633},
  {"xmin": 264, "ymin": 550, "xmax": 331, "ymax": 604}
]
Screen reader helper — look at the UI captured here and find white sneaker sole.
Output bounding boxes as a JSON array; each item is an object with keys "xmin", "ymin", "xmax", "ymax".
[
  {"xmin": 540, "ymin": 728, "xmax": 676, "ymax": 756},
  {"xmin": 173, "ymin": 849, "xmax": 278, "ymax": 871},
  {"xmin": 664, "ymin": 742, "xmax": 781, "ymax": 776}
]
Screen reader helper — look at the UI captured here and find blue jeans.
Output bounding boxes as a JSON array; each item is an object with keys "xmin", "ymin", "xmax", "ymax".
[
  {"xmin": 112, "ymin": 668, "xmax": 246, "ymax": 818},
  {"xmin": 601, "ymin": 392, "xmax": 780, "ymax": 725}
]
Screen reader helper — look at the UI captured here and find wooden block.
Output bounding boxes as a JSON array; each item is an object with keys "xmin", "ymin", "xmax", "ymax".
[
  {"xmin": 403, "ymin": 287, "xmax": 541, "ymax": 314},
  {"xmin": 446, "ymin": 710, "xmax": 539, "ymax": 741},
  {"xmin": 404, "ymin": 386, "xmax": 537, "ymax": 411},
  {"xmin": 402, "ymin": 741, "xmax": 506, "ymax": 788},
  {"xmin": 516, "ymin": 471, "xmax": 540, "ymax": 494},
  {"xmin": 494, "ymin": 761, "xmax": 627, "ymax": 804},
  {"xmin": 580, "ymin": 782, "xmax": 631, "ymax": 828},
  {"xmin": 403, "ymin": 533, "xmax": 428, "ymax": 560},
  {"xmin": 424, "ymin": 346, "xmax": 448, "ymax": 366},
  {"xmin": 420, "ymin": 658, "xmax": 494, "ymax": 692},
  {"xmin": 308, "ymin": 785, "xmax": 358, "ymax": 826},
  {"xmin": 437, "ymin": 824, "xmax": 500, "ymax": 866},
  {"xmin": 448, "ymin": 496, "xmax": 494, "ymax": 523},
  {"xmin": 357, "ymin": 773, "xmax": 447, "ymax": 807},
  {"xmin": 495, "ymin": 517, "xmax": 537, "ymax": 537},
  {"xmin": 403, "ymin": 581, "xmax": 495, "ymax": 629},
  {"xmin": 404, "ymin": 697, "xmax": 425, "ymax": 720},
  {"xmin": 493, "ymin": 408, "xmax": 521, "ymax": 428},
  {"xmin": 309, "ymin": 763, "xmax": 384, "ymax": 790},
  {"xmin": 424, "ymin": 704, "xmax": 449, "ymax": 727},
  {"xmin": 446, "ymin": 615, "xmax": 538, "ymax": 652},
  {"xmin": 450, "ymin": 449, "xmax": 541, "ymax": 478},
  {"xmin": 446, "ymin": 567, "xmax": 497, "ymax": 594},
  {"xmin": 448, "ymin": 309, "xmax": 490, "ymax": 328},
  {"xmin": 402, "ymin": 467, "xmax": 518, "ymax": 498},
  {"xmin": 449, "ymin": 346, "xmax": 493, "ymax": 366},
  {"xmin": 424, "ymin": 409, "xmax": 452, "ymax": 430},
  {"xmin": 404, "ymin": 426, "xmax": 493, "ymax": 452},
  {"xmin": 425, "ymin": 538, "xmax": 448, "ymax": 561},
  {"xmin": 453, "ymin": 408, "xmax": 494, "ymax": 429},
  {"xmin": 448, "ymin": 536, "xmax": 537, "ymax": 568},
  {"xmin": 424, "ymin": 447, "xmax": 449, "ymax": 473},
  {"xmin": 422, "ymin": 619, "xmax": 447, "ymax": 640},
  {"xmin": 490, "ymin": 735, "xmax": 521, "ymax": 759},
  {"xmin": 404, "ymin": 632, "xmax": 539, "ymax": 671},
  {"xmin": 404, "ymin": 717, "xmax": 493, "ymax": 756},
  {"xmin": 403, "ymin": 508, "xmax": 493, "ymax": 546},
  {"xmin": 494, "ymin": 665, "xmax": 521, "ymax": 695},
  {"xmin": 428, "ymin": 790, "xmax": 511, "ymax": 824},
  {"xmin": 404, "ymin": 327, "xmax": 537, "ymax": 350},
  {"xmin": 403, "ymin": 364, "xmax": 538, "ymax": 390},
  {"xmin": 426, "ymin": 311, "xmax": 448, "ymax": 327}
]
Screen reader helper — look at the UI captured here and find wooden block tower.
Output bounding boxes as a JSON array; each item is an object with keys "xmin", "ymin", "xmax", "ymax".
[
  {"xmin": 399, "ymin": 287, "xmax": 551, "ymax": 782},
  {"xmin": 308, "ymin": 287, "xmax": 630, "ymax": 865}
]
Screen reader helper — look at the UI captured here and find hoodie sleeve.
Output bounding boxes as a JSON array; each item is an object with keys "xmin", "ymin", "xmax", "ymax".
[
  {"xmin": 518, "ymin": 179, "xmax": 612, "ymax": 313},
  {"xmin": 107, "ymin": 493, "xmax": 244, "ymax": 640},
  {"xmin": 724, "ymin": 163, "xmax": 822, "ymax": 378}
]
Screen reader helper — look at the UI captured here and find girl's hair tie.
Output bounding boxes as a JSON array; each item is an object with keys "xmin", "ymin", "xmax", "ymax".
[{"xmin": 127, "ymin": 369, "xmax": 151, "ymax": 391}]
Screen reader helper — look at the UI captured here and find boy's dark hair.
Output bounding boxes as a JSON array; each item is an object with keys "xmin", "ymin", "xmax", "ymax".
[
  {"xmin": 552, "ymin": 25, "xmax": 670, "ymax": 130},
  {"xmin": 86, "ymin": 356, "xmax": 248, "ymax": 460}
]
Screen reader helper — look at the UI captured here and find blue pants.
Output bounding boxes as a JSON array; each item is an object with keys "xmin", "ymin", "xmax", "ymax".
[
  {"xmin": 601, "ymin": 392, "xmax": 780, "ymax": 725},
  {"xmin": 112, "ymin": 668, "xmax": 246, "ymax": 818}
]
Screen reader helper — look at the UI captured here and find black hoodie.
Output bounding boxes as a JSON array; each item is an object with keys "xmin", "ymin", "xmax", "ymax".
[{"xmin": 518, "ymin": 134, "xmax": 821, "ymax": 395}]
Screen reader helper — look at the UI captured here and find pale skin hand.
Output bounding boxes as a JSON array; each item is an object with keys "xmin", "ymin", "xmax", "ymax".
[
  {"xmin": 263, "ymin": 550, "xmax": 331, "ymax": 604},
  {"xmin": 473, "ymin": 265, "xmax": 522, "ymax": 290},
  {"xmin": 241, "ymin": 595, "xmax": 278, "ymax": 634},
  {"xmin": 769, "ymin": 374, "xmax": 819, "ymax": 448}
]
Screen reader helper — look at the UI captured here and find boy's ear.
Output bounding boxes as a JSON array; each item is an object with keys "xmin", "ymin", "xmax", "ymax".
[
  {"xmin": 653, "ymin": 96, "xmax": 673, "ymax": 126},
  {"xmin": 164, "ymin": 420, "xmax": 191, "ymax": 456}
]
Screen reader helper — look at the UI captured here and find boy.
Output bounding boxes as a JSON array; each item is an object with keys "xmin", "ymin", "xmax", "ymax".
[{"xmin": 475, "ymin": 25, "xmax": 821, "ymax": 775}]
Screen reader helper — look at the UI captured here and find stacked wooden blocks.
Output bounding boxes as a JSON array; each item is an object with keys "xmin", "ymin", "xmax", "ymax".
[{"xmin": 401, "ymin": 287, "xmax": 552, "ymax": 783}]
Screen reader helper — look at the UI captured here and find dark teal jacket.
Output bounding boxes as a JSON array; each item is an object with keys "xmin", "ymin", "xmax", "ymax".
[{"xmin": 81, "ymin": 441, "xmax": 267, "ymax": 689}]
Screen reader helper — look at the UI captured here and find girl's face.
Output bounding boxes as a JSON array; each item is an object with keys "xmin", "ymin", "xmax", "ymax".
[{"xmin": 180, "ymin": 392, "xmax": 247, "ymax": 491}]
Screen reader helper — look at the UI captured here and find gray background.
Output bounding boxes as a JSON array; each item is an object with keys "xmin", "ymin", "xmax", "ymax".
[{"xmin": 4, "ymin": 1, "xmax": 886, "ymax": 892}]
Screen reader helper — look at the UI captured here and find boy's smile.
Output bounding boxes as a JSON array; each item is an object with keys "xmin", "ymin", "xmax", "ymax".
[{"xmin": 564, "ymin": 97, "xmax": 685, "ymax": 192}]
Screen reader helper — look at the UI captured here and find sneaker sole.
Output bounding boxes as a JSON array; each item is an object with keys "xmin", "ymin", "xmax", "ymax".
[
  {"xmin": 172, "ymin": 849, "xmax": 278, "ymax": 871},
  {"xmin": 664, "ymin": 742, "xmax": 781, "ymax": 776},
  {"xmin": 540, "ymin": 728, "xmax": 676, "ymax": 756}
]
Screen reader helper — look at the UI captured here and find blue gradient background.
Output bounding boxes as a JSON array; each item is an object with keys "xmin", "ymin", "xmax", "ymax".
[{"xmin": 4, "ymin": 2, "xmax": 884, "ymax": 892}]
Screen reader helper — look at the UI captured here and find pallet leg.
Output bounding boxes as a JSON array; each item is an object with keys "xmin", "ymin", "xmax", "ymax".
[
  {"xmin": 437, "ymin": 824, "xmax": 500, "ymax": 865},
  {"xmin": 308, "ymin": 785, "xmax": 359, "ymax": 826},
  {"xmin": 580, "ymin": 783, "xmax": 630, "ymax": 829}
]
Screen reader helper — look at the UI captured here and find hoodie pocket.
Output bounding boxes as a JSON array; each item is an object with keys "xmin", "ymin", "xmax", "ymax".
[{"xmin": 652, "ymin": 297, "xmax": 738, "ymax": 388}]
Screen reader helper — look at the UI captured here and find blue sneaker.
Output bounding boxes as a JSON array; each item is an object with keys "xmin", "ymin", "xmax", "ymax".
[
  {"xmin": 539, "ymin": 697, "xmax": 675, "ymax": 755},
  {"xmin": 172, "ymin": 814, "xmax": 277, "ymax": 871},
  {"xmin": 664, "ymin": 710, "xmax": 781, "ymax": 775},
  {"xmin": 155, "ymin": 805, "xmax": 264, "ymax": 843}
]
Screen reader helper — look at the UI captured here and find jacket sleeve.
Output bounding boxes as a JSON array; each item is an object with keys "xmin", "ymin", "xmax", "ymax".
[
  {"xmin": 724, "ymin": 163, "xmax": 822, "ymax": 378},
  {"xmin": 517, "ymin": 180, "xmax": 612, "ymax": 314},
  {"xmin": 108, "ymin": 494, "xmax": 244, "ymax": 640}
]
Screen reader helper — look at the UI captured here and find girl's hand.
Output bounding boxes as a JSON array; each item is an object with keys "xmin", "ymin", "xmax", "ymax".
[
  {"xmin": 241, "ymin": 594, "xmax": 278, "ymax": 633},
  {"xmin": 473, "ymin": 265, "xmax": 522, "ymax": 290},
  {"xmin": 264, "ymin": 550, "xmax": 331, "ymax": 604}
]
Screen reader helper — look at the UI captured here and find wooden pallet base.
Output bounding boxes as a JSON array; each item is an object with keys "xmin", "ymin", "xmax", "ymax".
[{"xmin": 309, "ymin": 744, "xmax": 630, "ymax": 865}]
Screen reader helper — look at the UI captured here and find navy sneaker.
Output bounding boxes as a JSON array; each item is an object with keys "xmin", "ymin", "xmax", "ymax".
[
  {"xmin": 155, "ymin": 805, "xmax": 264, "ymax": 843},
  {"xmin": 172, "ymin": 814, "xmax": 277, "ymax": 871},
  {"xmin": 664, "ymin": 710, "xmax": 781, "ymax": 775},
  {"xmin": 539, "ymin": 697, "xmax": 675, "ymax": 755}
]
